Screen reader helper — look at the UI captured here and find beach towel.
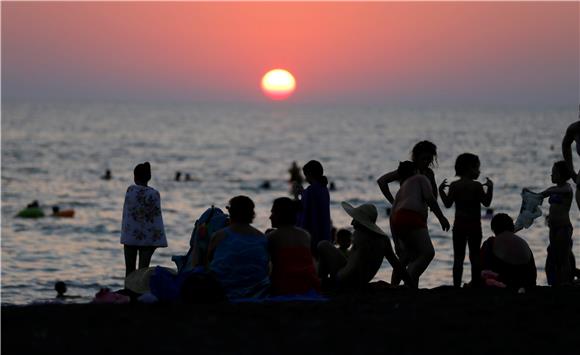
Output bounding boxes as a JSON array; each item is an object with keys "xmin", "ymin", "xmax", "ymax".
[
  {"xmin": 121, "ymin": 185, "xmax": 167, "ymax": 247},
  {"xmin": 514, "ymin": 189, "xmax": 544, "ymax": 231},
  {"xmin": 172, "ymin": 206, "xmax": 229, "ymax": 272},
  {"xmin": 210, "ymin": 228, "xmax": 270, "ymax": 300}
]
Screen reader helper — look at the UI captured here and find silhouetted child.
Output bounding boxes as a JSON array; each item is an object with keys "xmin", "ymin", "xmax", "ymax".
[
  {"xmin": 533, "ymin": 161, "xmax": 574, "ymax": 286},
  {"xmin": 439, "ymin": 153, "xmax": 493, "ymax": 287},
  {"xmin": 335, "ymin": 229, "xmax": 352, "ymax": 258},
  {"xmin": 185, "ymin": 173, "xmax": 192, "ymax": 181},
  {"xmin": 288, "ymin": 161, "xmax": 304, "ymax": 199},
  {"xmin": 175, "ymin": 171, "xmax": 182, "ymax": 181}
]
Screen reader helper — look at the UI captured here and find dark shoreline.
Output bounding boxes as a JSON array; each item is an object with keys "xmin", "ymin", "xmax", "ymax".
[{"xmin": 3, "ymin": 285, "xmax": 580, "ymax": 355}]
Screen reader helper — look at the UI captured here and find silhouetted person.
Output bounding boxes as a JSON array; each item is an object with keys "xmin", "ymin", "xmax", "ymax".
[
  {"xmin": 562, "ymin": 115, "xmax": 580, "ymax": 210},
  {"xmin": 530, "ymin": 161, "xmax": 574, "ymax": 286},
  {"xmin": 207, "ymin": 196, "xmax": 269, "ymax": 299},
  {"xmin": 55, "ymin": 281, "xmax": 67, "ymax": 299},
  {"xmin": 185, "ymin": 173, "xmax": 192, "ymax": 181},
  {"xmin": 378, "ymin": 140, "xmax": 439, "ymax": 205},
  {"xmin": 267, "ymin": 197, "xmax": 320, "ymax": 295},
  {"xmin": 288, "ymin": 161, "xmax": 304, "ymax": 199},
  {"xmin": 297, "ymin": 160, "xmax": 331, "ymax": 258},
  {"xmin": 439, "ymin": 153, "xmax": 493, "ymax": 288},
  {"xmin": 329, "ymin": 181, "xmax": 337, "ymax": 191},
  {"xmin": 318, "ymin": 202, "xmax": 410, "ymax": 289},
  {"xmin": 390, "ymin": 161, "xmax": 449, "ymax": 288},
  {"xmin": 480, "ymin": 214, "xmax": 536, "ymax": 289},
  {"xmin": 260, "ymin": 180, "xmax": 271, "ymax": 189},
  {"xmin": 175, "ymin": 171, "xmax": 182, "ymax": 181},
  {"xmin": 121, "ymin": 162, "xmax": 167, "ymax": 277},
  {"xmin": 102, "ymin": 169, "xmax": 112, "ymax": 180}
]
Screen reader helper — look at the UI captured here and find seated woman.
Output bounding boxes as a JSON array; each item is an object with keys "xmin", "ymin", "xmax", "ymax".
[
  {"xmin": 207, "ymin": 196, "xmax": 270, "ymax": 300},
  {"xmin": 318, "ymin": 202, "xmax": 410, "ymax": 290},
  {"xmin": 481, "ymin": 213, "xmax": 537, "ymax": 288},
  {"xmin": 267, "ymin": 197, "xmax": 320, "ymax": 295}
]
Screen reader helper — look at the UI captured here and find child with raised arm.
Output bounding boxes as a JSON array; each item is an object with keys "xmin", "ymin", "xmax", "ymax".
[
  {"xmin": 439, "ymin": 153, "xmax": 493, "ymax": 288},
  {"xmin": 531, "ymin": 161, "xmax": 574, "ymax": 286}
]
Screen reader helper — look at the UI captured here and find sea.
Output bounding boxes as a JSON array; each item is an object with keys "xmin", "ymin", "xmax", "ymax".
[{"xmin": 2, "ymin": 101, "xmax": 579, "ymax": 305}]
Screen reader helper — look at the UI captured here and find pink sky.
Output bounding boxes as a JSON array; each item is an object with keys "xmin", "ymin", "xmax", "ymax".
[{"xmin": 2, "ymin": 2, "xmax": 578, "ymax": 105}]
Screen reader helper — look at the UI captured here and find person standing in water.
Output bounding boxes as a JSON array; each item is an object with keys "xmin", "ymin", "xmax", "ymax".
[
  {"xmin": 121, "ymin": 162, "xmax": 167, "ymax": 277},
  {"xmin": 297, "ymin": 160, "xmax": 331, "ymax": 258}
]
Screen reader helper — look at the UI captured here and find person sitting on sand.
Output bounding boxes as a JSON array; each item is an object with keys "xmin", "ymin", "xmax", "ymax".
[
  {"xmin": 439, "ymin": 153, "xmax": 493, "ymax": 288},
  {"xmin": 390, "ymin": 161, "xmax": 450, "ymax": 288},
  {"xmin": 529, "ymin": 161, "xmax": 574, "ymax": 286},
  {"xmin": 267, "ymin": 197, "xmax": 321, "ymax": 295},
  {"xmin": 208, "ymin": 196, "xmax": 270, "ymax": 299},
  {"xmin": 318, "ymin": 202, "xmax": 410, "ymax": 290},
  {"xmin": 480, "ymin": 214, "xmax": 536, "ymax": 289},
  {"xmin": 121, "ymin": 162, "xmax": 167, "ymax": 277},
  {"xmin": 297, "ymin": 160, "xmax": 331, "ymax": 259},
  {"xmin": 335, "ymin": 229, "xmax": 352, "ymax": 258}
]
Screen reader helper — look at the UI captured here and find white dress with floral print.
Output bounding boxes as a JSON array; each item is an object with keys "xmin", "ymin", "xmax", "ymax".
[{"xmin": 121, "ymin": 185, "xmax": 167, "ymax": 247}]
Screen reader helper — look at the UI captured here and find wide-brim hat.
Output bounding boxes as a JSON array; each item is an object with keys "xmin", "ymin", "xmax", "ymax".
[
  {"xmin": 341, "ymin": 201, "xmax": 387, "ymax": 237},
  {"xmin": 124, "ymin": 266, "xmax": 176, "ymax": 294}
]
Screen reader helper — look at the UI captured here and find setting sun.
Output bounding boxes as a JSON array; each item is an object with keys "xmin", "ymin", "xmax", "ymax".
[{"xmin": 261, "ymin": 69, "xmax": 296, "ymax": 100}]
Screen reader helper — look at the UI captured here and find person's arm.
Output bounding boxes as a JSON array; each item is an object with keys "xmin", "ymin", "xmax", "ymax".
[
  {"xmin": 481, "ymin": 178, "xmax": 494, "ymax": 207},
  {"xmin": 438, "ymin": 179, "xmax": 453, "ymax": 208},
  {"xmin": 562, "ymin": 124, "xmax": 577, "ymax": 181},
  {"xmin": 422, "ymin": 177, "xmax": 450, "ymax": 231},
  {"xmin": 377, "ymin": 170, "xmax": 398, "ymax": 204},
  {"xmin": 539, "ymin": 185, "xmax": 573, "ymax": 198}
]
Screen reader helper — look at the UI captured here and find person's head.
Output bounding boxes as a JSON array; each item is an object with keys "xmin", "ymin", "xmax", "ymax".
[
  {"xmin": 397, "ymin": 161, "xmax": 418, "ymax": 183},
  {"xmin": 227, "ymin": 195, "xmax": 255, "ymax": 224},
  {"xmin": 302, "ymin": 160, "xmax": 328, "ymax": 185},
  {"xmin": 551, "ymin": 161, "xmax": 572, "ymax": 184},
  {"xmin": 55, "ymin": 281, "xmax": 67, "ymax": 296},
  {"xmin": 491, "ymin": 213, "xmax": 515, "ymax": 235},
  {"xmin": 411, "ymin": 141, "xmax": 438, "ymax": 169},
  {"xmin": 455, "ymin": 153, "xmax": 481, "ymax": 179},
  {"xmin": 336, "ymin": 229, "xmax": 352, "ymax": 250},
  {"xmin": 270, "ymin": 197, "xmax": 301, "ymax": 228},
  {"xmin": 134, "ymin": 162, "xmax": 151, "ymax": 185},
  {"xmin": 52, "ymin": 206, "xmax": 60, "ymax": 214}
]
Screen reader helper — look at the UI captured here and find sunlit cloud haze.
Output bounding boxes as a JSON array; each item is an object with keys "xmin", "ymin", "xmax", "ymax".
[{"xmin": 2, "ymin": 2, "xmax": 578, "ymax": 106}]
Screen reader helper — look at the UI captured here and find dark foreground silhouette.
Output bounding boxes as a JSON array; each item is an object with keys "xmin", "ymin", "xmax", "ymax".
[{"xmin": 3, "ymin": 286, "xmax": 580, "ymax": 355}]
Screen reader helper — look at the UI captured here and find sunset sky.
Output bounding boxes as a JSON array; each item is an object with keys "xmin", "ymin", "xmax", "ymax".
[{"xmin": 2, "ymin": 2, "xmax": 578, "ymax": 106}]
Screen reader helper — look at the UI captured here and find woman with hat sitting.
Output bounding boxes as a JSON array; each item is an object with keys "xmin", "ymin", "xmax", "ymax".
[{"xmin": 317, "ymin": 202, "xmax": 409, "ymax": 289}]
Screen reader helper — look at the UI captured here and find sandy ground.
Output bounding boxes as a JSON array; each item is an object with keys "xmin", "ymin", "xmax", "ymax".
[{"xmin": 3, "ymin": 285, "xmax": 580, "ymax": 355}]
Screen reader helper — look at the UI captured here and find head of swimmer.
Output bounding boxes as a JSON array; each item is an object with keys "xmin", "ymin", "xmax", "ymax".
[{"xmin": 134, "ymin": 162, "xmax": 151, "ymax": 186}]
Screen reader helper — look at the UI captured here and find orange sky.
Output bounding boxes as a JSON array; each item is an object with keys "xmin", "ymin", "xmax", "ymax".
[{"xmin": 2, "ymin": 2, "xmax": 578, "ymax": 105}]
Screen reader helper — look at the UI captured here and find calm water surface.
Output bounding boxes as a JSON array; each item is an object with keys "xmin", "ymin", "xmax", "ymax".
[{"xmin": 2, "ymin": 102, "xmax": 578, "ymax": 304}]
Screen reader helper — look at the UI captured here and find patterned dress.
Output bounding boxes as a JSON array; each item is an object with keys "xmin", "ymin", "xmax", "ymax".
[{"xmin": 121, "ymin": 185, "xmax": 167, "ymax": 247}]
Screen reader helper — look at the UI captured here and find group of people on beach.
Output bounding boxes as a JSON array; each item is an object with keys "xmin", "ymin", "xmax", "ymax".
[{"xmin": 118, "ymin": 120, "xmax": 579, "ymax": 301}]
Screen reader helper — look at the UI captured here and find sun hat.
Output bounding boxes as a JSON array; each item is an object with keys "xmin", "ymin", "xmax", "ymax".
[{"xmin": 341, "ymin": 201, "xmax": 387, "ymax": 237}]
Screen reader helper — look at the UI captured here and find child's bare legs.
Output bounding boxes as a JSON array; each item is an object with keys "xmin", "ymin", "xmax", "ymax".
[
  {"xmin": 467, "ymin": 234, "xmax": 482, "ymax": 286},
  {"xmin": 549, "ymin": 225, "xmax": 573, "ymax": 285},
  {"xmin": 390, "ymin": 235, "xmax": 409, "ymax": 285},
  {"xmin": 403, "ymin": 228, "xmax": 435, "ymax": 288},
  {"xmin": 452, "ymin": 232, "xmax": 467, "ymax": 288}
]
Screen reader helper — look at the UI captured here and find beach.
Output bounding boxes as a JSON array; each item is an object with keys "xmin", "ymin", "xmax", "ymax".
[{"xmin": 3, "ymin": 285, "xmax": 580, "ymax": 355}]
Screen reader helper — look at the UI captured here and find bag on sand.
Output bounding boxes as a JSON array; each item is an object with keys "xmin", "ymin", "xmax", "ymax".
[{"xmin": 172, "ymin": 206, "xmax": 229, "ymax": 273}]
